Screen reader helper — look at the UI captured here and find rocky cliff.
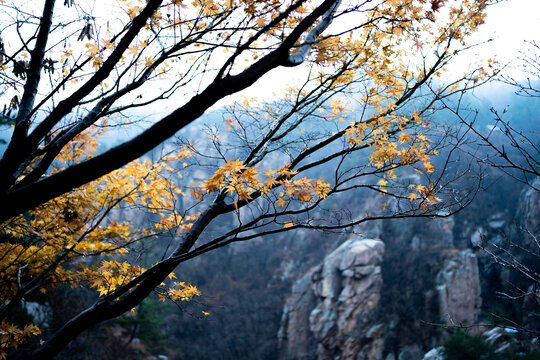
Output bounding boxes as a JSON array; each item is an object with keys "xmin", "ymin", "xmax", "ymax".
[
  {"xmin": 278, "ymin": 220, "xmax": 485, "ymax": 360},
  {"xmin": 279, "ymin": 239, "xmax": 385, "ymax": 360},
  {"xmin": 276, "ymin": 177, "xmax": 539, "ymax": 359},
  {"xmin": 436, "ymin": 249, "xmax": 482, "ymax": 328}
]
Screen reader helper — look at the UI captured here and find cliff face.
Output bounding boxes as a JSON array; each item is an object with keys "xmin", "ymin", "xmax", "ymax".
[
  {"xmin": 276, "ymin": 177, "xmax": 540, "ymax": 359},
  {"xmin": 516, "ymin": 178, "xmax": 540, "ymax": 237},
  {"xmin": 278, "ymin": 218, "xmax": 486, "ymax": 360},
  {"xmin": 435, "ymin": 249, "xmax": 482, "ymax": 328},
  {"xmin": 279, "ymin": 239, "xmax": 386, "ymax": 360}
]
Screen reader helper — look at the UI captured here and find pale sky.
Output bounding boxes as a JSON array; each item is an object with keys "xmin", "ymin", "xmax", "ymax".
[
  {"xmin": 2, "ymin": 0, "xmax": 539, "ymax": 149},
  {"xmin": 468, "ymin": 0, "xmax": 540, "ymax": 71},
  {"xmin": 228, "ymin": 0, "xmax": 540, "ymax": 106}
]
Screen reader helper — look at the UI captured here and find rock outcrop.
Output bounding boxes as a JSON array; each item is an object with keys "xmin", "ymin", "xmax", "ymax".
[
  {"xmin": 516, "ymin": 177, "xmax": 540, "ymax": 237},
  {"xmin": 436, "ymin": 249, "xmax": 482, "ymax": 327},
  {"xmin": 279, "ymin": 238, "xmax": 385, "ymax": 360},
  {"xmin": 279, "ymin": 218, "xmax": 486, "ymax": 359},
  {"xmin": 421, "ymin": 347, "xmax": 444, "ymax": 360},
  {"xmin": 522, "ymin": 285, "xmax": 540, "ymax": 333}
]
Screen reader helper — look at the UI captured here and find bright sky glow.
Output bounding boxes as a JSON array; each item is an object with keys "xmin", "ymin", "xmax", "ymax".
[
  {"xmin": 228, "ymin": 0, "xmax": 540, "ymax": 106},
  {"xmin": 467, "ymin": 0, "xmax": 540, "ymax": 73},
  {"xmin": 1, "ymin": 0, "xmax": 539, "ymax": 149}
]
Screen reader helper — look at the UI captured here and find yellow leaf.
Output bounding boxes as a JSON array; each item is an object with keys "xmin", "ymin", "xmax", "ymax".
[
  {"xmin": 276, "ymin": 198, "xmax": 287, "ymax": 208},
  {"xmin": 297, "ymin": 191, "xmax": 312, "ymax": 202},
  {"xmin": 398, "ymin": 132, "xmax": 412, "ymax": 143},
  {"xmin": 423, "ymin": 162, "xmax": 435, "ymax": 173},
  {"xmin": 128, "ymin": 45, "xmax": 139, "ymax": 56},
  {"xmin": 411, "ymin": 110, "xmax": 421, "ymax": 123},
  {"xmin": 145, "ymin": 57, "xmax": 155, "ymax": 67}
]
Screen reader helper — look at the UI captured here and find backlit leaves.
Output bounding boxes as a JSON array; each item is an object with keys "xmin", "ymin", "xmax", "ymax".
[
  {"xmin": 194, "ymin": 159, "xmax": 330, "ymax": 209},
  {"xmin": 0, "ymin": 129, "xmax": 199, "ymax": 352},
  {"xmin": 164, "ymin": 282, "xmax": 201, "ymax": 301},
  {"xmin": 0, "ymin": 322, "xmax": 41, "ymax": 359}
]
